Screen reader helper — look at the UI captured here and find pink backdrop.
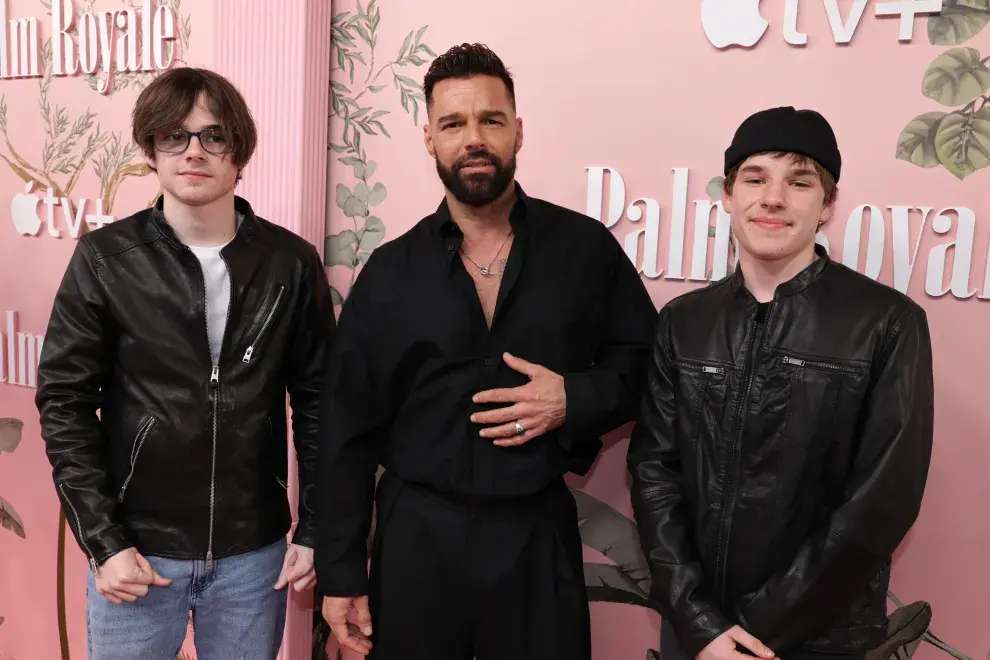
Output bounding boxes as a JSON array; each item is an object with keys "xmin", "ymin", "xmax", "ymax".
[
  {"xmin": 1, "ymin": 1, "xmax": 988, "ymax": 660},
  {"xmin": 323, "ymin": 1, "xmax": 988, "ymax": 659}
]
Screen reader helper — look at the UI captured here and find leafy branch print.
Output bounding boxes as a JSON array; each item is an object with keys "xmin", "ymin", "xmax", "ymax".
[
  {"xmin": 897, "ymin": 1, "xmax": 990, "ymax": 179},
  {"xmin": 326, "ymin": 1, "xmax": 435, "ymax": 305}
]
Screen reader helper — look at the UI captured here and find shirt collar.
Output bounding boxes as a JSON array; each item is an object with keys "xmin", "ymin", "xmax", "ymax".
[{"xmin": 431, "ymin": 181, "xmax": 531, "ymax": 261}]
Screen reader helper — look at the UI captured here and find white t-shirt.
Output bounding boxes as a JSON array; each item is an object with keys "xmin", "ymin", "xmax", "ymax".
[
  {"xmin": 188, "ymin": 243, "xmax": 230, "ymax": 365},
  {"xmin": 186, "ymin": 215, "xmax": 242, "ymax": 364}
]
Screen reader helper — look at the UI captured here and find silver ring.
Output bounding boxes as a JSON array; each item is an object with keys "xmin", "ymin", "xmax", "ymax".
[{"xmin": 514, "ymin": 422, "xmax": 525, "ymax": 436}]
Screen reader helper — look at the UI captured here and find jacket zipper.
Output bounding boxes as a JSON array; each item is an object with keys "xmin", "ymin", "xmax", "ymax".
[
  {"xmin": 781, "ymin": 355, "xmax": 863, "ymax": 375},
  {"xmin": 713, "ymin": 302, "xmax": 773, "ymax": 604},
  {"xmin": 189, "ymin": 247, "xmax": 232, "ymax": 572},
  {"xmin": 59, "ymin": 482, "xmax": 98, "ymax": 574},
  {"xmin": 117, "ymin": 416, "xmax": 157, "ymax": 502},
  {"xmin": 242, "ymin": 284, "xmax": 285, "ymax": 364}
]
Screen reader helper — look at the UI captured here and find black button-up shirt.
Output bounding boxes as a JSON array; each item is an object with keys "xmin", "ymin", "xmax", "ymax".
[{"xmin": 315, "ymin": 183, "xmax": 657, "ymax": 595}]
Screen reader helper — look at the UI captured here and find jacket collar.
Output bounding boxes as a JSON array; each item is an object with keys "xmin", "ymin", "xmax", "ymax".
[
  {"xmin": 731, "ymin": 242, "xmax": 830, "ymax": 299},
  {"xmin": 429, "ymin": 181, "xmax": 532, "ymax": 264},
  {"xmin": 151, "ymin": 194, "xmax": 258, "ymax": 249}
]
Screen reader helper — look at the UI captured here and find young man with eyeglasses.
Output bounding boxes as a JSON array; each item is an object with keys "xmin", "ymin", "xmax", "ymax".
[{"xmin": 35, "ymin": 67, "xmax": 335, "ymax": 659}]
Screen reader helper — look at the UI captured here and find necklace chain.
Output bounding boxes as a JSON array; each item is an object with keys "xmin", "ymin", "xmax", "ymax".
[{"xmin": 460, "ymin": 230, "xmax": 513, "ymax": 277}]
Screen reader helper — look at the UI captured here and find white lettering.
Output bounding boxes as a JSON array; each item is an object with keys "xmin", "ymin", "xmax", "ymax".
[
  {"xmin": 624, "ymin": 197, "xmax": 663, "ymax": 278},
  {"xmin": 667, "ymin": 168, "xmax": 689, "ymax": 280},
  {"xmin": 115, "ymin": 9, "xmax": 138, "ymax": 73},
  {"xmin": 51, "ymin": 0, "xmax": 77, "ymax": 75},
  {"xmin": 842, "ymin": 204, "xmax": 885, "ymax": 280},
  {"xmin": 925, "ymin": 207, "xmax": 978, "ymax": 299},
  {"xmin": 783, "ymin": 0, "xmax": 808, "ymax": 45},
  {"xmin": 889, "ymin": 206, "xmax": 931, "ymax": 294},
  {"xmin": 9, "ymin": 16, "xmax": 40, "ymax": 77},
  {"xmin": 824, "ymin": 0, "xmax": 869, "ymax": 44},
  {"xmin": 153, "ymin": 4, "xmax": 176, "ymax": 70},
  {"xmin": 874, "ymin": 0, "xmax": 942, "ymax": 41},
  {"xmin": 585, "ymin": 166, "xmax": 625, "ymax": 228}
]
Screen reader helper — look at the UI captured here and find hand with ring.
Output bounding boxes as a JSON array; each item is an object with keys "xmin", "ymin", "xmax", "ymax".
[{"xmin": 470, "ymin": 353, "xmax": 567, "ymax": 447}]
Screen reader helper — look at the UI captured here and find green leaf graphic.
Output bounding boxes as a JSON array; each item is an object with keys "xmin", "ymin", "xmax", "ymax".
[
  {"xmin": 928, "ymin": 4, "xmax": 990, "ymax": 45},
  {"xmin": 335, "ymin": 183, "xmax": 352, "ymax": 209},
  {"xmin": 896, "ymin": 112, "xmax": 947, "ymax": 168},
  {"xmin": 934, "ymin": 107, "xmax": 990, "ymax": 178},
  {"xmin": 359, "ymin": 216, "xmax": 386, "ymax": 251},
  {"xmin": 922, "ymin": 47, "xmax": 990, "ymax": 106},
  {"xmin": 367, "ymin": 182, "xmax": 387, "ymax": 206},
  {"xmin": 325, "ymin": 231, "xmax": 359, "ymax": 267}
]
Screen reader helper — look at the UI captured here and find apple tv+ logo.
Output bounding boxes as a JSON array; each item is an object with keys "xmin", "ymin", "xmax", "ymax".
[{"xmin": 701, "ymin": 0, "xmax": 942, "ymax": 48}]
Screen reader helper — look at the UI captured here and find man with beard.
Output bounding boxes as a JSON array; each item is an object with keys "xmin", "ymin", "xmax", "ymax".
[{"xmin": 315, "ymin": 43, "xmax": 657, "ymax": 659}]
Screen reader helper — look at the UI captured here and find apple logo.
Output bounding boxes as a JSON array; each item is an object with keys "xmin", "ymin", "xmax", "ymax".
[
  {"xmin": 10, "ymin": 181, "xmax": 42, "ymax": 236},
  {"xmin": 702, "ymin": 0, "xmax": 769, "ymax": 49}
]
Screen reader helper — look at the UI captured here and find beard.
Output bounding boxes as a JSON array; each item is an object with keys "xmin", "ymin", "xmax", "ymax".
[{"xmin": 435, "ymin": 148, "xmax": 516, "ymax": 207}]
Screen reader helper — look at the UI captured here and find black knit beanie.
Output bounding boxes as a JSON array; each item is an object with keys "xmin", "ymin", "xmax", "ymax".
[{"xmin": 724, "ymin": 106, "xmax": 841, "ymax": 182}]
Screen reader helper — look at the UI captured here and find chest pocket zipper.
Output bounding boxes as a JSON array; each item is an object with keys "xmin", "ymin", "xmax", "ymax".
[
  {"xmin": 780, "ymin": 354, "xmax": 864, "ymax": 376},
  {"xmin": 243, "ymin": 284, "xmax": 286, "ymax": 364},
  {"xmin": 117, "ymin": 416, "xmax": 157, "ymax": 502}
]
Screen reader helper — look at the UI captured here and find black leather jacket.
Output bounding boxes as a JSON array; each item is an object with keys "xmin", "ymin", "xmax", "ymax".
[
  {"xmin": 36, "ymin": 196, "xmax": 335, "ymax": 572},
  {"xmin": 628, "ymin": 245, "xmax": 934, "ymax": 657}
]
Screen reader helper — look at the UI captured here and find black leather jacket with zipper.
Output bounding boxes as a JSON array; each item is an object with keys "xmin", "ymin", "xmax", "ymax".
[
  {"xmin": 628, "ymin": 245, "xmax": 934, "ymax": 657},
  {"xmin": 36, "ymin": 196, "xmax": 335, "ymax": 572}
]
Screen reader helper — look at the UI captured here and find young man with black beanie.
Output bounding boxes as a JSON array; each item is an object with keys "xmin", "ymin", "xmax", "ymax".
[{"xmin": 628, "ymin": 106, "xmax": 935, "ymax": 660}]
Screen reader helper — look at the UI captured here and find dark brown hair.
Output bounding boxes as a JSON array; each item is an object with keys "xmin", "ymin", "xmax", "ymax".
[
  {"xmin": 724, "ymin": 151, "xmax": 838, "ymax": 206},
  {"xmin": 423, "ymin": 43, "xmax": 515, "ymax": 110},
  {"xmin": 131, "ymin": 67, "xmax": 257, "ymax": 169}
]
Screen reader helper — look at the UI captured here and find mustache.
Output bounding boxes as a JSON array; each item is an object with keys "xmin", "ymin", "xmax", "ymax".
[{"xmin": 453, "ymin": 151, "xmax": 501, "ymax": 171}]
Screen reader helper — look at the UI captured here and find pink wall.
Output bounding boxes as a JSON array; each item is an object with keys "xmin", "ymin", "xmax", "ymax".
[
  {"xmin": 0, "ymin": 1, "xmax": 330, "ymax": 659},
  {"xmin": 324, "ymin": 1, "xmax": 989, "ymax": 659}
]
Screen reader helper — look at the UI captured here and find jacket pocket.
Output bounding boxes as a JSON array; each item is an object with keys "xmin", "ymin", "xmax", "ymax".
[
  {"xmin": 777, "ymin": 353, "xmax": 866, "ymax": 377},
  {"xmin": 117, "ymin": 414, "xmax": 157, "ymax": 503},
  {"xmin": 242, "ymin": 284, "xmax": 286, "ymax": 364},
  {"xmin": 674, "ymin": 359, "xmax": 728, "ymax": 441}
]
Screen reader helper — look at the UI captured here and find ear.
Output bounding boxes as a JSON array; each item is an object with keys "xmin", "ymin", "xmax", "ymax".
[
  {"xmin": 818, "ymin": 198, "xmax": 835, "ymax": 228},
  {"xmin": 721, "ymin": 185, "xmax": 733, "ymax": 216},
  {"xmin": 515, "ymin": 117, "xmax": 524, "ymax": 154},
  {"xmin": 146, "ymin": 152, "xmax": 157, "ymax": 173},
  {"xmin": 423, "ymin": 122, "xmax": 436, "ymax": 159}
]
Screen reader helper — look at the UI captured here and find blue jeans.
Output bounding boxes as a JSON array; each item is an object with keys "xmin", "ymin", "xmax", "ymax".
[{"xmin": 86, "ymin": 538, "xmax": 288, "ymax": 660}]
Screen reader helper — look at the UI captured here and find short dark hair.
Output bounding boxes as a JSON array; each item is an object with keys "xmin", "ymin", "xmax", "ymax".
[
  {"xmin": 724, "ymin": 151, "xmax": 838, "ymax": 206},
  {"xmin": 132, "ymin": 67, "xmax": 257, "ymax": 169},
  {"xmin": 422, "ymin": 43, "xmax": 515, "ymax": 110}
]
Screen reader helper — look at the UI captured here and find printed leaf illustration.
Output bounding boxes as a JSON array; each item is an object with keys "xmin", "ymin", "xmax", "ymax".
[
  {"xmin": 359, "ymin": 216, "xmax": 386, "ymax": 251},
  {"xmin": 928, "ymin": 0, "xmax": 990, "ymax": 45},
  {"xmin": 571, "ymin": 488, "xmax": 652, "ymax": 604},
  {"xmin": 646, "ymin": 650, "xmax": 661, "ymax": 660},
  {"xmin": 866, "ymin": 600, "xmax": 932, "ymax": 660},
  {"xmin": 0, "ymin": 418, "xmax": 23, "ymax": 453},
  {"xmin": 584, "ymin": 562, "xmax": 649, "ymax": 606},
  {"xmin": 896, "ymin": 112, "xmax": 947, "ymax": 168},
  {"xmin": 326, "ymin": 231, "xmax": 359, "ymax": 267},
  {"xmin": 705, "ymin": 176, "xmax": 724, "ymax": 201},
  {"xmin": 922, "ymin": 47, "xmax": 990, "ymax": 106},
  {"xmin": 934, "ymin": 106, "xmax": 990, "ymax": 178},
  {"xmin": 0, "ymin": 496, "xmax": 25, "ymax": 538}
]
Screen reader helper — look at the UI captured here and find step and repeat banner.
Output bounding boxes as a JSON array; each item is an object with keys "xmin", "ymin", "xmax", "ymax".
[
  {"xmin": 324, "ymin": 1, "xmax": 987, "ymax": 659},
  {"xmin": 0, "ymin": 1, "xmax": 212, "ymax": 659}
]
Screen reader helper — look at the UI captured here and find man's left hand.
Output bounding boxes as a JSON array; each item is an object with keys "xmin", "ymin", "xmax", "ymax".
[
  {"xmin": 274, "ymin": 543, "xmax": 316, "ymax": 592},
  {"xmin": 471, "ymin": 352, "xmax": 566, "ymax": 447}
]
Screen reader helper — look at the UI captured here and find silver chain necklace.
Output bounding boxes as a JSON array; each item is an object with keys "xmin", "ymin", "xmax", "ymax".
[{"xmin": 460, "ymin": 230, "xmax": 513, "ymax": 277}]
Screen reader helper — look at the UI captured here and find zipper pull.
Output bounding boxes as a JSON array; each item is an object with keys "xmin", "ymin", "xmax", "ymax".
[
  {"xmin": 205, "ymin": 552, "xmax": 213, "ymax": 570},
  {"xmin": 242, "ymin": 346, "xmax": 254, "ymax": 363},
  {"xmin": 210, "ymin": 366, "xmax": 219, "ymax": 383},
  {"xmin": 703, "ymin": 366, "xmax": 724, "ymax": 375},
  {"xmin": 89, "ymin": 557, "xmax": 99, "ymax": 576},
  {"xmin": 783, "ymin": 357, "xmax": 805, "ymax": 367}
]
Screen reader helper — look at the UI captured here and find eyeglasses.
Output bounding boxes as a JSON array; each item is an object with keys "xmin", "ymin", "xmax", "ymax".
[{"xmin": 153, "ymin": 128, "xmax": 231, "ymax": 155}]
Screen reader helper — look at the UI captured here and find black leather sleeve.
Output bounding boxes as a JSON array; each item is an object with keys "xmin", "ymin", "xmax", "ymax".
[
  {"xmin": 627, "ymin": 306, "xmax": 734, "ymax": 658},
  {"xmin": 286, "ymin": 244, "xmax": 337, "ymax": 548},
  {"xmin": 737, "ymin": 308, "xmax": 935, "ymax": 653},
  {"xmin": 36, "ymin": 238, "xmax": 134, "ymax": 571}
]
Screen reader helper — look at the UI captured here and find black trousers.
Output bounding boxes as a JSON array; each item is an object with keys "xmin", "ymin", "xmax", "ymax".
[{"xmin": 367, "ymin": 472, "xmax": 591, "ymax": 660}]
